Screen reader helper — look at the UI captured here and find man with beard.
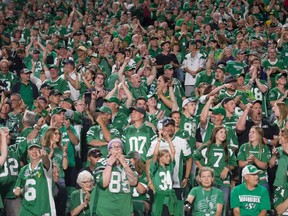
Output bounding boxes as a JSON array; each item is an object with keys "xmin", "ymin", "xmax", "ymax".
[
  {"xmin": 217, "ymin": 75, "xmax": 249, "ymax": 116},
  {"xmin": 146, "ymin": 118, "xmax": 192, "ymax": 215}
]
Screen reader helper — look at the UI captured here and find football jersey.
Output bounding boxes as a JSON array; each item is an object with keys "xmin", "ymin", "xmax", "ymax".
[
  {"xmin": 237, "ymin": 143, "xmax": 270, "ymax": 185},
  {"xmin": 179, "ymin": 113, "xmax": 198, "ymax": 138},
  {"xmin": 273, "ymin": 146, "xmax": 288, "ymax": 187},
  {"xmin": 132, "ymin": 172, "xmax": 149, "ymax": 201},
  {"xmin": 14, "ymin": 161, "xmax": 56, "ymax": 216},
  {"xmin": 147, "ymin": 136, "xmax": 191, "ymax": 188},
  {"xmin": 0, "ymin": 145, "xmax": 20, "ymax": 198},
  {"xmin": 122, "ymin": 123, "xmax": 157, "ymax": 162},
  {"xmin": 90, "ymin": 158, "xmax": 134, "ymax": 216},
  {"xmin": 273, "ymin": 186, "xmax": 288, "ymax": 215},
  {"xmin": 70, "ymin": 189, "xmax": 90, "ymax": 216},
  {"xmin": 45, "ymin": 77, "xmax": 70, "ymax": 95},
  {"xmin": 0, "ymin": 72, "xmax": 18, "ymax": 91},
  {"xmin": 193, "ymin": 143, "xmax": 237, "ymax": 187},
  {"xmin": 87, "ymin": 124, "xmax": 120, "ymax": 157},
  {"xmin": 188, "ymin": 186, "xmax": 224, "ymax": 216}
]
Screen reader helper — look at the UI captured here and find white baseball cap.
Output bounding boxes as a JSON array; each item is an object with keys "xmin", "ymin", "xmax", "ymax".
[{"xmin": 242, "ymin": 165, "xmax": 263, "ymax": 177}]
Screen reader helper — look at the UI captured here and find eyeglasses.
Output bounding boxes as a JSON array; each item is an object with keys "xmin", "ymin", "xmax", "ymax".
[
  {"xmin": 82, "ymin": 180, "xmax": 93, "ymax": 184},
  {"xmin": 110, "ymin": 146, "xmax": 122, "ymax": 149}
]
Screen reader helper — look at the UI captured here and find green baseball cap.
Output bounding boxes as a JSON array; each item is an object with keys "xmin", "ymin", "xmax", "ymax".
[
  {"xmin": 242, "ymin": 164, "xmax": 263, "ymax": 176},
  {"xmin": 104, "ymin": 96, "xmax": 121, "ymax": 105},
  {"xmin": 28, "ymin": 139, "xmax": 41, "ymax": 149},
  {"xmin": 124, "ymin": 65, "xmax": 136, "ymax": 72},
  {"xmin": 275, "ymin": 73, "xmax": 287, "ymax": 80},
  {"xmin": 126, "ymin": 151, "xmax": 140, "ymax": 159},
  {"xmin": 50, "ymin": 107, "xmax": 66, "ymax": 116},
  {"xmin": 97, "ymin": 106, "xmax": 112, "ymax": 114},
  {"xmin": 164, "ymin": 64, "xmax": 173, "ymax": 70},
  {"xmin": 209, "ymin": 106, "xmax": 226, "ymax": 115}
]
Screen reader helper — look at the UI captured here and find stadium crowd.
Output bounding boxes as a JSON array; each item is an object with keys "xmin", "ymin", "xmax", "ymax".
[{"xmin": 0, "ymin": 0, "xmax": 288, "ymax": 215}]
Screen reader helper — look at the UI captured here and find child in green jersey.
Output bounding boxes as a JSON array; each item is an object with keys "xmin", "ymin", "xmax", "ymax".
[
  {"xmin": 150, "ymin": 130, "xmax": 178, "ymax": 216},
  {"xmin": 185, "ymin": 167, "xmax": 224, "ymax": 216}
]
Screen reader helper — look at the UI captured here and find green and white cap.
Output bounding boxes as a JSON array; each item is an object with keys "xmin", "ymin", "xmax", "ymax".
[{"xmin": 242, "ymin": 165, "xmax": 263, "ymax": 176}]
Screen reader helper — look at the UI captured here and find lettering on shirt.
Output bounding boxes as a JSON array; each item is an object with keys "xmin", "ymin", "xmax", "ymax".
[{"xmin": 239, "ymin": 195, "xmax": 261, "ymax": 203}]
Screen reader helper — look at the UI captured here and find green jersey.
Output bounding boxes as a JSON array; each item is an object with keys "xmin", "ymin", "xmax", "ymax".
[
  {"xmin": 262, "ymin": 59, "xmax": 285, "ymax": 88},
  {"xmin": 132, "ymin": 172, "xmax": 148, "ymax": 201},
  {"xmin": 122, "ymin": 123, "xmax": 156, "ymax": 162},
  {"xmin": 273, "ymin": 186, "xmax": 288, "ymax": 215},
  {"xmin": 86, "ymin": 124, "xmax": 120, "ymax": 157},
  {"xmin": 179, "ymin": 113, "xmax": 198, "ymax": 138},
  {"xmin": 150, "ymin": 160, "xmax": 177, "ymax": 216},
  {"xmin": 45, "ymin": 147, "xmax": 65, "ymax": 179},
  {"xmin": 111, "ymin": 110, "xmax": 129, "ymax": 134},
  {"xmin": 237, "ymin": 143, "xmax": 270, "ymax": 185},
  {"xmin": 223, "ymin": 114, "xmax": 239, "ymax": 130},
  {"xmin": 45, "ymin": 77, "xmax": 70, "ymax": 95},
  {"xmin": 14, "ymin": 161, "xmax": 56, "ymax": 216},
  {"xmin": 193, "ymin": 143, "xmax": 237, "ymax": 187},
  {"xmin": 268, "ymin": 87, "xmax": 288, "ymax": 107},
  {"xmin": 0, "ymin": 145, "xmax": 21, "ymax": 199},
  {"xmin": 16, "ymin": 127, "xmax": 33, "ymax": 160},
  {"xmin": 91, "ymin": 158, "xmax": 134, "ymax": 216},
  {"xmin": 188, "ymin": 186, "xmax": 224, "ymax": 216},
  {"xmin": 230, "ymin": 183, "xmax": 271, "ymax": 216},
  {"xmin": 0, "ymin": 72, "xmax": 18, "ymax": 91},
  {"xmin": 70, "ymin": 189, "xmax": 90, "ymax": 216},
  {"xmin": 273, "ymin": 146, "xmax": 288, "ymax": 187}
]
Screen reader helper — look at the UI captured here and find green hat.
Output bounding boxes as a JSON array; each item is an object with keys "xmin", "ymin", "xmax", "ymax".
[
  {"xmin": 47, "ymin": 40, "xmax": 54, "ymax": 45},
  {"xmin": 50, "ymin": 107, "xmax": 66, "ymax": 116},
  {"xmin": 147, "ymin": 93, "xmax": 158, "ymax": 100},
  {"xmin": 54, "ymin": 16, "xmax": 62, "ymax": 20},
  {"xmin": 19, "ymin": 38, "xmax": 26, "ymax": 44},
  {"xmin": 104, "ymin": 96, "xmax": 121, "ymax": 105},
  {"xmin": 97, "ymin": 106, "xmax": 112, "ymax": 115},
  {"xmin": 49, "ymin": 64, "xmax": 58, "ymax": 70},
  {"xmin": 32, "ymin": 26, "xmax": 39, "ymax": 31},
  {"xmin": 242, "ymin": 164, "xmax": 263, "ymax": 176},
  {"xmin": 28, "ymin": 139, "xmax": 41, "ymax": 149},
  {"xmin": 124, "ymin": 65, "xmax": 136, "ymax": 72},
  {"xmin": 61, "ymin": 97, "xmax": 73, "ymax": 105},
  {"xmin": 126, "ymin": 151, "xmax": 140, "ymax": 159},
  {"xmin": 276, "ymin": 73, "xmax": 287, "ymax": 80},
  {"xmin": 209, "ymin": 106, "xmax": 226, "ymax": 115},
  {"xmin": 164, "ymin": 64, "xmax": 173, "ymax": 70}
]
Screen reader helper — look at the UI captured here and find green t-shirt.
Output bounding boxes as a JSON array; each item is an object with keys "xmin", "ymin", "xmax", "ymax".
[
  {"xmin": 237, "ymin": 143, "xmax": 271, "ymax": 185},
  {"xmin": 14, "ymin": 161, "xmax": 56, "ymax": 216},
  {"xmin": 268, "ymin": 87, "xmax": 288, "ymax": 107},
  {"xmin": 122, "ymin": 123, "xmax": 157, "ymax": 162},
  {"xmin": 131, "ymin": 172, "xmax": 148, "ymax": 201},
  {"xmin": 188, "ymin": 186, "xmax": 224, "ymax": 216},
  {"xmin": 193, "ymin": 143, "xmax": 237, "ymax": 187},
  {"xmin": 230, "ymin": 183, "xmax": 271, "ymax": 216},
  {"xmin": 19, "ymin": 82, "xmax": 34, "ymax": 109},
  {"xmin": 111, "ymin": 110, "xmax": 129, "ymax": 134}
]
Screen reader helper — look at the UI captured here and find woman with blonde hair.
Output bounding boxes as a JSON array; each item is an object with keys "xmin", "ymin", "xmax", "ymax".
[
  {"xmin": 272, "ymin": 102, "xmax": 288, "ymax": 128},
  {"xmin": 42, "ymin": 127, "xmax": 68, "ymax": 187},
  {"xmin": 237, "ymin": 126, "xmax": 271, "ymax": 190}
]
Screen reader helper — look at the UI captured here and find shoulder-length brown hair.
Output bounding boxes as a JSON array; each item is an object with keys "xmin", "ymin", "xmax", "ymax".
[{"xmin": 42, "ymin": 127, "xmax": 62, "ymax": 148}]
